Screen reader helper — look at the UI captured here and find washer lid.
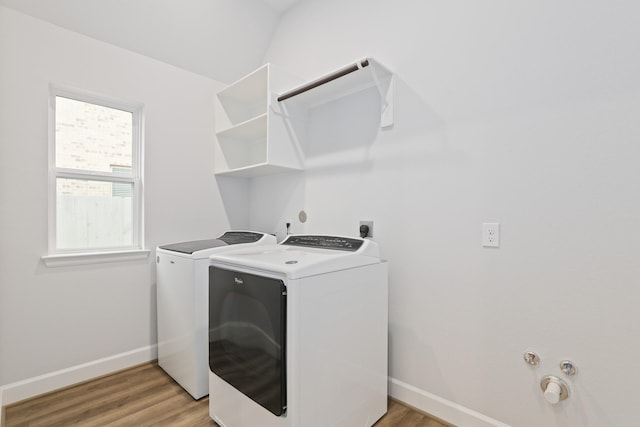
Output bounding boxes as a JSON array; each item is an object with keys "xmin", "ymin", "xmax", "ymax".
[
  {"xmin": 158, "ymin": 239, "xmax": 227, "ymax": 254},
  {"xmin": 210, "ymin": 235, "xmax": 381, "ymax": 279},
  {"xmin": 158, "ymin": 231, "xmax": 275, "ymax": 256}
]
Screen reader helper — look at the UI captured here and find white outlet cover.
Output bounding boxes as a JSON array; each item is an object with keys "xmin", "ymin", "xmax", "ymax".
[{"xmin": 482, "ymin": 223, "xmax": 500, "ymax": 247}]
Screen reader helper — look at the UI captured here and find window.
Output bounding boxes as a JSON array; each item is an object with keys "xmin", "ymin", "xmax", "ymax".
[{"xmin": 46, "ymin": 86, "xmax": 145, "ymax": 264}]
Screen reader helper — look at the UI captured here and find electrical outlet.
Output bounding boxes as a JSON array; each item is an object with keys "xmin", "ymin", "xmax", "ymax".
[
  {"xmin": 482, "ymin": 222, "xmax": 500, "ymax": 247},
  {"xmin": 359, "ymin": 220, "xmax": 373, "ymax": 238}
]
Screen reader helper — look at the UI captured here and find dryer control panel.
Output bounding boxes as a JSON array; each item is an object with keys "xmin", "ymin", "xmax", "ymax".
[{"xmin": 281, "ymin": 235, "xmax": 364, "ymax": 251}]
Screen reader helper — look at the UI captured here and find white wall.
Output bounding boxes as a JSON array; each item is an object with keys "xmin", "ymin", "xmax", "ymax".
[
  {"xmin": 0, "ymin": 7, "xmax": 249, "ymax": 390},
  {"xmin": 260, "ymin": 0, "xmax": 640, "ymax": 426},
  {"xmin": 0, "ymin": 0, "xmax": 282, "ymax": 83}
]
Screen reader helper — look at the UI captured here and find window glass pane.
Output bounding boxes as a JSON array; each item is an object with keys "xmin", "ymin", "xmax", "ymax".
[
  {"xmin": 111, "ymin": 166, "xmax": 132, "ymax": 197},
  {"xmin": 55, "ymin": 96, "xmax": 133, "ymax": 172},
  {"xmin": 111, "ymin": 165, "xmax": 132, "ymax": 176},
  {"xmin": 56, "ymin": 178, "xmax": 133, "ymax": 250}
]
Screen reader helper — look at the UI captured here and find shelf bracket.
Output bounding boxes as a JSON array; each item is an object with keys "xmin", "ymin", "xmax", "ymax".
[{"xmin": 372, "ymin": 71, "xmax": 394, "ymax": 129}]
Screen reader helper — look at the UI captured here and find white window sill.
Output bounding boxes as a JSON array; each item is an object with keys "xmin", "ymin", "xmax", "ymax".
[{"xmin": 42, "ymin": 249, "xmax": 151, "ymax": 267}]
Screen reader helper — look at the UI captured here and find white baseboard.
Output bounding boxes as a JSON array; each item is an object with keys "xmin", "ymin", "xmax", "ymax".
[
  {"xmin": 389, "ymin": 377, "xmax": 511, "ymax": 427},
  {"xmin": 0, "ymin": 354, "xmax": 506, "ymax": 427},
  {"xmin": 0, "ymin": 345, "xmax": 157, "ymax": 411}
]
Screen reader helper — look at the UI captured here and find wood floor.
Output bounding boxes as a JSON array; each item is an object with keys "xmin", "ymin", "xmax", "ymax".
[{"xmin": 3, "ymin": 362, "xmax": 451, "ymax": 427}]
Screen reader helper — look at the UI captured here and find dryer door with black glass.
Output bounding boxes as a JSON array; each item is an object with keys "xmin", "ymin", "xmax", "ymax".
[{"xmin": 208, "ymin": 266, "xmax": 287, "ymax": 416}]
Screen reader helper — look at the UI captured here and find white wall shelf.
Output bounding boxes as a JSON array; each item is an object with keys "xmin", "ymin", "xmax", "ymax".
[
  {"xmin": 214, "ymin": 63, "xmax": 304, "ymax": 177},
  {"xmin": 214, "ymin": 59, "xmax": 394, "ymax": 177},
  {"xmin": 215, "ymin": 66, "xmax": 268, "ymax": 130},
  {"xmin": 216, "ymin": 113, "xmax": 267, "ymax": 141}
]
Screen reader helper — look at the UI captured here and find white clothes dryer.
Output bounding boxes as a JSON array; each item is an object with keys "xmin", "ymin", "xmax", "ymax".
[
  {"xmin": 208, "ymin": 235, "xmax": 388, "ymax": 427},
  {"xmin": 156, "ymin": 231, "xmax": 276, "ymax": 399}
]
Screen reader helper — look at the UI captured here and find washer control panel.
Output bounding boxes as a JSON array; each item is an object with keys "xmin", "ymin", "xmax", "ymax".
[{"xmin": 282, "ymin": 235, "xmax": 364, "ymax": 251}]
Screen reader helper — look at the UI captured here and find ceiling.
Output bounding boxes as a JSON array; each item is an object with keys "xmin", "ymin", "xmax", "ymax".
[{"xmin": 0, "ymin": 0, "xmax": 302, "ymax": 83}]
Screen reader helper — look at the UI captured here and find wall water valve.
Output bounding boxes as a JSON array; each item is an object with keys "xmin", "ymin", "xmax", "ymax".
[{"xmin": 540, "ymin": 375, "xmax": 569, "ymax": 404}]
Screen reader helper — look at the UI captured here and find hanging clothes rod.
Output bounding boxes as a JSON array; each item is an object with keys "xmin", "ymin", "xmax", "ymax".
[{"xmin": 277, "ymin": 59, "xmax": 370, "ymax": 102}]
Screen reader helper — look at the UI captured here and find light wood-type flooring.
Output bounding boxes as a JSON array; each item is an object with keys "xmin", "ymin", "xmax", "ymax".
[{"xmin": 3, "ymin": 362, "xmax": 451, "ymax": 427}]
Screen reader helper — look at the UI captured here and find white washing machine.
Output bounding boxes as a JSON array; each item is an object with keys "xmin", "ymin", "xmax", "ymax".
[
  {"xmin": 208, "ymin": 235, "xmax": 388, "ymax": 427},
  {"xmin": 156, "ymin": 231, "xmax": 276, "ymax": 399}
]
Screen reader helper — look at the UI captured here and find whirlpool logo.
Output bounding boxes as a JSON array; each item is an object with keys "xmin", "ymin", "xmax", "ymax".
[{"xmin": 234, "ymin": 277, "xmax": 244, "ymax": 285}]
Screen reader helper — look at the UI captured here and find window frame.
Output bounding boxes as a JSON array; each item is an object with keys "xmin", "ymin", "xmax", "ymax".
[{"xmin": 43, "ymin": 85, "xmax": 147, "ymax": 266}]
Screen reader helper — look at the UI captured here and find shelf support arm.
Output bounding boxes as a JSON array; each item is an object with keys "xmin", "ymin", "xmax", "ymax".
[{"xmin": 370, "ymin": 68, "xmax": 395, "ymax": 129}]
